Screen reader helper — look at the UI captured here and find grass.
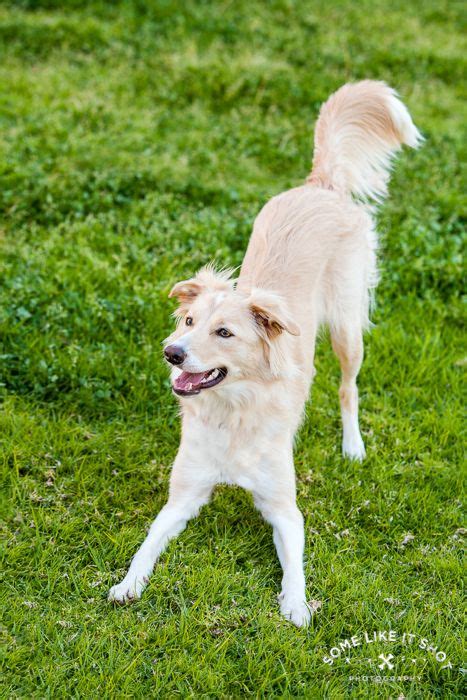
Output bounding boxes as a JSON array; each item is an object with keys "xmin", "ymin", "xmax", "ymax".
[{"xmin": 0, "ymin": 0, "xmax": 465, "ymax": 697}]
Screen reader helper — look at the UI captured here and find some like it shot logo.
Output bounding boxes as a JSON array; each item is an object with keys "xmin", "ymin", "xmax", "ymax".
[{"xmin": 322, "ymin": 629, "xmax": 458, "ymax": 684}]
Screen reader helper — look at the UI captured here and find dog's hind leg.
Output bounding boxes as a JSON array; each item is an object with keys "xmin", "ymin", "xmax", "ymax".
[
  {"xmin": 108, "ymin": 474, "xmax": 213, "ymax": 604},
  {"xmin": 331, "ymin": 324, "xmax": 366, "ymax": 460}
]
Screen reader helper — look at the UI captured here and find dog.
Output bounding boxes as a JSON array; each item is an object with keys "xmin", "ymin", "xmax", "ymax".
[{"xmin": 108, "ymin": 81, "xmax": 422, "ymax": 626}]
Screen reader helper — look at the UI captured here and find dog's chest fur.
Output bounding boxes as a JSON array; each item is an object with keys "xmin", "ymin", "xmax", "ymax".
[{"xmin": 179, "ymin": 390, "xmax": 297, "ymax": 495}]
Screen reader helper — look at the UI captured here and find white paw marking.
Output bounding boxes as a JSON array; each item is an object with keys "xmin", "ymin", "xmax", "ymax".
[
  {"xmin": 279, "ymin": 595, "xmax": 312, "ymax": 628},
  {"xmin": 108, "ymin": 574, "xmax": 149, "ymax": 604},
  {"xmin": 343, "ymin": 433, "xmax": 366, "ymax": 461}
]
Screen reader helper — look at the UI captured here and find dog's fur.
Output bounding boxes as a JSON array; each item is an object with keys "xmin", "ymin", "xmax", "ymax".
[{"xmin": 109, "ymin": 81, "xmax": 422, "ymax": 626}]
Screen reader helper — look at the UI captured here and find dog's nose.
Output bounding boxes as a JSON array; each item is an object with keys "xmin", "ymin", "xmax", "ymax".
[{"xmin": 164, "ymin": 344, "xmax": 186, "ymax": 366}]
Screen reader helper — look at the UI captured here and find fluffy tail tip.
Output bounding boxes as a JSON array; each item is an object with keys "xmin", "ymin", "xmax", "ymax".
[
  {"xmin": 308, "ymin": 80, "xmax": 424, "ymax": 203},
  {"xmin": 385, "ymin": 85, "xmax": 424, "ymax": 149}
]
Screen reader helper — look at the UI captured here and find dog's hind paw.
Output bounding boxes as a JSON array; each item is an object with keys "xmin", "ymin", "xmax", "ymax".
[
  {"xmin": 343, "ymin": 433, "xmax": 366, "ymax": 461},
  {"xmin": 108, "ymin": 574, "xmax": 149, "ymax": 604},
  {"xmin": 280, "ymin": 597, "xmax": 311, "ymax": 628}
]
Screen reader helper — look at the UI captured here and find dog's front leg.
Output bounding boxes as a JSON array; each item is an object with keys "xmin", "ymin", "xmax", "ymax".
[
  {"xmin": 108, "ymin": 462, "xmax": 213, "ymax": 604},
  {"xmin": 255, "ymin": 485, "xmax": 310, "ymax": 628}
]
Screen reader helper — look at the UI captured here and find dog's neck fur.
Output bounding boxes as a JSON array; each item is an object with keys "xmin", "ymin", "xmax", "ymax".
[{"xmin": 179, "ymin": 369, "xmax": 307, "ymax": 440}]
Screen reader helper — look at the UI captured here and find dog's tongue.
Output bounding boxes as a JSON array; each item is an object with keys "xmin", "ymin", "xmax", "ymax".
[{"xmin": 173, "ymin": 371, "xmax": 206, "ymax": 391}]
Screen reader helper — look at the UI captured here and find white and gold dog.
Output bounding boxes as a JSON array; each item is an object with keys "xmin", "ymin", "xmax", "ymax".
[{"xmin": 109, "ymin": 81, "xmax": 421, "ymax": 626}]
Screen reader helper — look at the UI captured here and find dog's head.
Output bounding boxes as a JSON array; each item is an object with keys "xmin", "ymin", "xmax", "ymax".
[{"xmin": 164, "ymin": 266, "xmax": 300, "ymax": 397}]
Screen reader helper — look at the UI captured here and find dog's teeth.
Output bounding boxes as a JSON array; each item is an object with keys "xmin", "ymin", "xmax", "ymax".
[{"xmin": 212, "ymin": 369, "xmax": 219, "ymax": 379}]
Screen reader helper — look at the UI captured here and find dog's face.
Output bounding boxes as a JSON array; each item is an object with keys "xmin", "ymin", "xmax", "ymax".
[{"xmin": 164, "ymin": 268, "xmax": 300, "ymax": 397}]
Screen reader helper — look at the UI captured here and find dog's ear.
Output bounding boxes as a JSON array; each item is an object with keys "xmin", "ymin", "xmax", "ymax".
[
  {"xmin": 248, "ymin": 289, "xmax": 300, "ymax": 338},
  {"xmin": 168, "ymin": 279, "xmax": 203, "ymax": 306},
  {"xmin": 169, "ymin": 265, "xmax": 235, "ymax": 313},
  {"xmin": 247, "ymin": 289, "xmax": 300, "ymax": 377}
]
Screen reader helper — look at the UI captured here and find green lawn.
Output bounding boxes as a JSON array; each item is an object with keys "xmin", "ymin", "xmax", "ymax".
[{"xmin": 0, "ymin": 1, "xmax": 465, "ymax": 697}]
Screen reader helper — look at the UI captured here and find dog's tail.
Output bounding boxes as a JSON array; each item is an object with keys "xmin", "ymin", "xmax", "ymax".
[{"xmin": 307, "ymin": 80, "xmax": 422, "ymax": 204}]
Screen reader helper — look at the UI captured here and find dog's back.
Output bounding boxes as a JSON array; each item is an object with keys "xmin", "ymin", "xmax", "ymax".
[{"xmin": 239, "ymin": 80, "xmax": 422, "ymax": 340}]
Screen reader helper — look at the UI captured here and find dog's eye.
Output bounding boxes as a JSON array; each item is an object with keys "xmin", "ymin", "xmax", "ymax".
[
  {"xmin": 185, "ymin": 316, "xmax": 193, "ymax": 326},
  {"xmin": 216, "ymin": 328, "xmax": 233, "ymax": 338}
]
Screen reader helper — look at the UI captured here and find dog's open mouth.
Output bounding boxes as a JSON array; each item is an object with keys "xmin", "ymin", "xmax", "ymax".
[{"xmin": 172, "ymin": 367, "xmax": 227, "ymax": 396}]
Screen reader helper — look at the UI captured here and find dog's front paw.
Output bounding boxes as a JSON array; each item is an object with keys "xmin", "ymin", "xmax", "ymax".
[
  {"xmin": 279, "ymin": 595, "xmax": 311, "ymax": 628},
  {"xmin": 108, "ymin": 574, "xmax": 149, "ymax": 604}
]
